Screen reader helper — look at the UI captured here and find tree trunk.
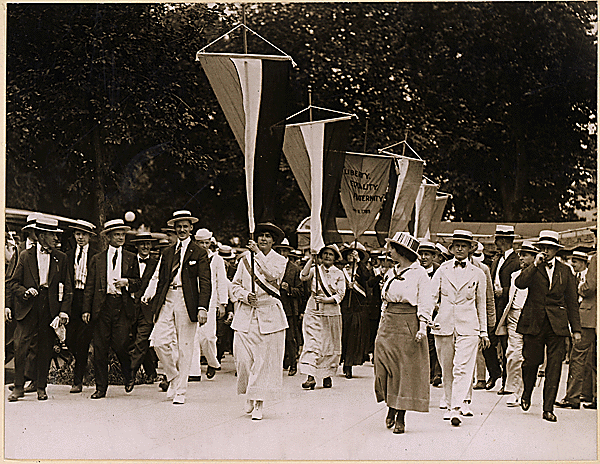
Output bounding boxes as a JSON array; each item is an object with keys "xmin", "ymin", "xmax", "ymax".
[{"xmin": 92, "ymin": 125, "xmax": 107, "ymax": 241}]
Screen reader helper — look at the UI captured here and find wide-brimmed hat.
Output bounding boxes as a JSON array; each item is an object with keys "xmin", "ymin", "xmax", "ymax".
[
  {"xmin": 571, "ymin": 250, "xmax": 589, "ymax": 262},
  {"xmin": 318, "ymin": 243, "xmax": 343, "ymax": 261},
  {"xmin": 166, "ymin": 210, "xmax": 199, "ymax": 227},
  {"xmin": 517, "ymin": 241, "xmax": 540, "ymax": 255},
  {"xmin": 450, "ymin": 229, "xmax": 477, "ymax": 245},
  {"xmin": 102, "ymin": 219, "xmax": 131, "ymax": 234},
  {"xmin": 130, "ymin": 232, "xmax": 158, "ymax": 243},
  {"xmin": 274, "ymin": 237, "xmax": 293, "ymax": 251},
  {"xmin": 495, "ymin": 224, "xmax": 516, "ymax": 239},
  {"xmin": 386, "ymin": 232, "xmax": 420, "ymax": 261},
  {"xmin": 418, "ymin": 239, "xmax": 437, "ymax": 254},
  {"xmin": 22, "ymin": 213, "xmax": 42, "ymax": 231},
  {"xmin": 255, "ymin": 222, "xmax": 285, "ymax": 245},
  {"xmin": 71, "ymin": 219, "xmax": 96, "ymax": 235},
  {"xmin": 536, "ymin": 230, "xmax": 564, "ymax": 248},
  {"xmin": 195, "ymin": 228, "xmax": 213, "ymax": 241},
  {"xmin": 161, "ymin": 226, "xmax": 176, "ymax": 234},
  {"xmin": 32, "ymin": 216, "xmax": 63, "ymax": 233},
  {"xmin": 218, "ymin": 244, "xmax": 236, "ymax": 260},
  {"xmin": 341, "ymin": 241, "xmax": 368, "ymax": 261}
]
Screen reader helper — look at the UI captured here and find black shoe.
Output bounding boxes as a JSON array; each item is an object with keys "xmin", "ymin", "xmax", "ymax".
[
  {"xmin": 393, "ymin": 420, "xmax": 405, "ymax": 434},
  {"xmin": 432, "ymin": 376, "xmax": 442, "ymax": 387},
  {"xmin": 520, "ymin": 396, "xmax": 531, "ymax": 411},
  {"xmin": 206, "ymin": 366, "xmax": 216, "ymax": 379},
  {"xmin": 8, "ymin": 387, "xmax": 24, "ymax": 402},
  {"xmin": 90, "ymin": 390, "xmax": 106, "ymax": 399},
  {"xmin": 302, "ymin": 376, "xmax": 316, "ymax": 390},
  {"xmin": 159, "ymin": 375, "xmax": 170, "ymax": 391},
  {"xmin": 583, "ymin": 402, "xmax": 597, "ymax": 409},
  {"xmin": 288, "ymin": 366, "xmax": 297, "ymax": 376},
  {"xmin": 542, "ymin": 411, "xmax": 557, "ymax": 422},
  {"xmin": 37, "ymin": 389, "xmax": 48, "ymax": 401},
  {"xmin": 344, "ymin": 366, "xmax": 353, "ymax": 379},
  {"xmin": 188, "ymin": 375, "xmax": 202, "ymax": 382},
  {"xmin": 125, "ymin": 379, "xmax": 135, "ymax": 393},
  {"xmin": 70, "ymin": 384, "xmax": 83, "ymax": 394},
  {"xmin": 323, "ymin": 377, "xmax": 332, "ymax": 388},
  {"xmin": 497, "ymin": 388, "xmax": 513, "ymax": 395},
  {"xmin": 485, "ymin": 376, "xmax": 499, "ymax": 390},
  {"xmin": 473, "ymin": 380, "xmax": 486, "ymax": 390},
  {"xmin": 555, "ymin": 399, "xmax": 580, "ymax": 409}
]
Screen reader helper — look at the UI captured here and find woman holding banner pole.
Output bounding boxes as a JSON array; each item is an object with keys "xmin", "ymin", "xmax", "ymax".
[{"xmin": 298, "ymin": 244, "xmax": 346, "ymax": 389}]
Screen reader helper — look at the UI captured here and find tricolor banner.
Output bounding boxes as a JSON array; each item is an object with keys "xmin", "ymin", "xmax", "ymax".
[
  {"xmin": 340, "ymin": 153, "xmax": 392, "ymax": 240},
  {"xmin": 198, "ymin": 53, "xmax": 291, "ymax": 233},
  {"xmin": 282, "ymin": 114, "xmax": 351, "ymax": 251},
  {"xmin": 428, "ymin": 193, "xmax": 451, "ymax": 236},
  {"xmin": 375, "ymin": 155, "xmax": 424, "ymax": 245},
  {"xmin": 414, "ymin": 179, "xmax": 439, "ymax": 238}
]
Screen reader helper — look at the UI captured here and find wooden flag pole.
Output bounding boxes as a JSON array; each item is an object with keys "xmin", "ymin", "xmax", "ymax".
[
  {"xmin": 242, "ymin": 5, "xmax": 248, "ymax": 54},
  {"xmin": 347, "ymin": 239, "xmax": 358, "ymax": 309},
  {"xmin": 308, "ymin": 86, "xmax": 313, "ymax": 122},
  {"xmin": 363, "ymin": 117, "xmax": 369, "ymax": 153}
]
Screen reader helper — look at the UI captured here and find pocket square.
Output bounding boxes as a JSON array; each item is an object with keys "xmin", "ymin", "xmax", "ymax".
[{"xmin": 188, "ymin": 260, "xmax": 197, "ymax": 266}]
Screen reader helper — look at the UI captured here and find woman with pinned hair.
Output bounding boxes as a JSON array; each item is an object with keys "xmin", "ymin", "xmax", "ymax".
[
  {"xmin": 374, "ymin": 232, "xmax": 432, "ymax": 434},
  {"xmin": 298, "ymin": 244, "xmax": 346, "ymax": 390}
]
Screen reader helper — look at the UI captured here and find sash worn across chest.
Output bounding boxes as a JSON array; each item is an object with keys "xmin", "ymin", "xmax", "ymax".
[
  {"xmin": 343, "ymin": 267, "xmax": 366, "ymax": 298},
  {"xmin": 242, "ymin": 255, "xmax": 281, "ymax": 300},
  {"xmin": 316, "ymin": 265, "xmax": 336, "ymax": 298}
]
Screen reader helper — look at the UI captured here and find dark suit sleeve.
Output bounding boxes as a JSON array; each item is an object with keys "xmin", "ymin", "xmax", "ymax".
[
  {"xmin": 515, "ymin": 262, "xmax": 538, "ymax": 289},
  {"xmin": 126, "ymin": 254, "xmax": 141, "ymax": 294},
  {"xmin": 501, "ymin": 254, "xmax": 520, "ymax": 303},
  {"xmin": 564, "ymin": 266, "xmax": 581, "ymax": 333},
  {"xmin": 289, "ymin": 264, "xmax": 303, "ymax": 299},
  {"xmin": 197, "ymin": 248, "xmax": 211, "ymax": 310},
  {"xmin": 59, "ymin": 254, "xmax": 73, "ymax": 316},
  {"xmin": 83, "ymin": 255, "xmax": 96, "ymax": 314},
  {"xmin": 8, "ymin": 252, "xmax": 28, "ymax": 301}
]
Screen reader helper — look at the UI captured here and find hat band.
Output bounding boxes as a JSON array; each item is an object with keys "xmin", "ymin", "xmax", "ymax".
[
  {"xmin": 452, "ymin": 233, "xmax": 473, "ymax": 241},
  {"xmin": 539, "ymin": 236, "xmax": 560, "ymax": 245}
]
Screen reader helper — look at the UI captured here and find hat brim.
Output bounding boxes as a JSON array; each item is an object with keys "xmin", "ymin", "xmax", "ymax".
[
  {"xmin": 536, "ymin": 239, "xmax": 564, "ymax": 248},
  {"xmin": 254, "ymin": 223, "xmax": 285, "ymax": 245},
  {"xmin": 386, "ymin": 239, "xmax": 419, "ymax": 261},
  {"xmin": 70, "ymin": 225, "xmax": 97, "ymax": 235},
  {"xmin": 102, "ymin": 226, "xmax": 131, "ymax": 234},
  {"xmin": 167, "ymin": 216, "xmax": 199, "ymax": 227},
  {"xmin": 33, "ymin": 226, "xmax": 63, "ymax": 233},
  {"xmin": 418, "ymin": 246, "xmax": 437, "ymax": 253},
  {"xmin": 318, "ymin": 245, "xmax": 343, "ymax": 262}
]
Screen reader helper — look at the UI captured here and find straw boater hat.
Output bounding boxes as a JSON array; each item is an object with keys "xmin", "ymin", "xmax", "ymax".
[
  {"xmin": 385, "ymin": 231, "xmax": 420, "ymax": 261},
  {"xmin": 435, "ymin": 242, "xmax": 451, "ymax": 258},
  {"xmin": 255, "ymin": 222, "xmax": 285, "ymax": 245},
  {"xmin": 71, "ymin": 219, "xmax": 96, "ymax": 235},
  {"xmin": 274, "ymin": 237, "xmax": 293, "ymax": 251},
  {"xmin": 161, "ymin": 226, "xmax": 176, "ymax": 234},
  {"xmin": 495, "ymin": 224, "xmax": 516, "ymax": 239},
  {"xmin": 218, "ymin": 244, "xmax": 236, "ymax": 260},
  {"xmin": 166, "ymin": 210, "xmax": 199, "ymax": 227},
  {"xmin": 341, "ymin": 241, "xmax": 368, "ymax": 261},
  {"xmin": 517, "ymin": 241, "xmax": 540, "ymax": 255},
  {"xmin": 22, "ymin": 213, "xmax": 42, "ymax": 230},
  {"xmin": 318, "ymin": 243, "xmax": 343, "ymax": 262},
  {"xmin": 102, "ymin": 219, "xmax": 131, "ymax": 234},
  {"xmin": 536, "ymin": 230, "xmax": 564, "ymax": 248},
  {"xmin": 418, "ymin": 239, "xmax": 437, "ymax": 254},
  {"xmin": 32, "ymin": 216, "xmax": 63, "ymax": 233},
  {"xmin": 450, "ymin": 229, "xmax": 477, "ymax": 245},
  {"xmin": 571, "ymin": 250, "xmax": 589, "ymax": 262},
  {"xmin": 195, "ymin": 228, "xmax": 213, "ymax": 241},
  {"xmin": 130, "ymin": 232, "xmax": 157, "ymax": 243}
]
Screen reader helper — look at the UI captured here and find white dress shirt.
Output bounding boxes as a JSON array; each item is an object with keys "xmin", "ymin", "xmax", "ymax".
[
  {"xmin": 74, "ymin": 243, "xmax": 89, "ymax": 290},
  {"xmin": 107, "ymin": 245, "xmax": 123, "ymax": 295},
  {"xmin": 172, "ymin": 237, "xmax": 191, "ymax": 287},
  {"xmin": 37, "ymin": 243, "xmax": 51, "ymax": 287}
]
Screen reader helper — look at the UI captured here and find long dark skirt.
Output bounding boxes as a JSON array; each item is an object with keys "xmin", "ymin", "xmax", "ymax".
[
  {"xmin": 341, "ymin": 291, "xmax": 370, "ymax": 367},
  {"xmin": 374, "ymin": 311, "xmax": 430, "ymax": 412}
]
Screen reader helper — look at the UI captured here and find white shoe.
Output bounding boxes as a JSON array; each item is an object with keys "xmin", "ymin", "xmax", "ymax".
[
  {"xmin": 450, "ymin": 409, "xmax": 461, "ymax": 426},
  {"xmin": 460, "ymin": 401, "xmax": 473, "ymax": 416},
  {"xmin": 244, "ymin": 399, "xmax": 255, "ymax": 414},
  {"xmin": 251, "ymin": 401, "xmax": 263, "ymax": 420},
  {"xmin": 443, "ymin": 409, "xmax": 452, "ymax": 420},
  {"xmin": 506, "ymin": 394, "xmax": 520, "ymax": 407},
  {"xmin": 172, "ymin": 394, "xmax": 185, "ymax": 404}
]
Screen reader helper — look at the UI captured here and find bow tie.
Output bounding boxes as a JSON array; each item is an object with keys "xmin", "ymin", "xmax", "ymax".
[
  {"xmin": 545, "ymin": 261, "xmax": 554, "ymax": 269},
  {"xmin": 40, "ymin": 247, "xmax": 51, "ymax": 254},
  {"xmin": 454, "ymin": 260, "xmax": 466, "ymax": 268},
  {"xmin": 139, "ymin": 257, "xmax": 149, "ymax": 263}
]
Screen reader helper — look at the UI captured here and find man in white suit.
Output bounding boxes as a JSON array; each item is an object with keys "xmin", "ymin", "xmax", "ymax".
[{"xmin": 425, "ymin": 230, "xmax": 490, "ymax": 426}]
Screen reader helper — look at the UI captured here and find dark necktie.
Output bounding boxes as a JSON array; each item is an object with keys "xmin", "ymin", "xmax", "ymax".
[
  {"xmin": 545, "ymin": 261, "xmax": 554, "ymax": 269},
  {"xmin": 171, "ymin": 243, "xmax": 181, "ymax": 283},
  {"xmin": 112, "ymin": 249, "xmax": 118, "ymax": 270},
  {"xmin": 77, "ymin": 246, "xmax": 83, "ymax": 264},
  {"xmin": 455, "ymin": 260, "xmax": 466, "ymax": 268}
]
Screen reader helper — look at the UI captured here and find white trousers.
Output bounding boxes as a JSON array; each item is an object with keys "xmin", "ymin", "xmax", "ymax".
[
  {"xmin": 435, "ymin": 333, "xmax": 479, "ymax": 410},
  {"xmin": 150, "ymin": 288, "xmax": 196, "ymax": 397},
  {"xmin": 504, "ymin": 308, "xmax": 524, "ymax": 397},
  {"xmin": 190, "ymin": 305, "xmax": 220, "ymax": 376}
]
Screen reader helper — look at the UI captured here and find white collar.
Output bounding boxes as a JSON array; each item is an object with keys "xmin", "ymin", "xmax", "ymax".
[
  {"xmin": 177, "ymin": 237, "xmax": 191, "ymax": 249},
  {"xmin": 108, "ymin": 244, "xmax": 121, "ymax": 254},
  {"xmin": 504, "ymin": 249, "xmax": 514, "ymax": 260}
]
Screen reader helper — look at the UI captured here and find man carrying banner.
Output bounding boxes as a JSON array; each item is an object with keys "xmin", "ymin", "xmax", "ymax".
[{"xmin": 231, "ymin": 223, "xmax": 288, "ymax": 420}]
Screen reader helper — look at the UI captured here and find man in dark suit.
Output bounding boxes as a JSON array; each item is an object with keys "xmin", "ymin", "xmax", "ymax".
[
  {"xmin": 516, "ymin": 230, "xmax": 581, "ymax": 422},
  {"xmin": 66, "ymin": 219, "xmax": 98, "ymax": 393},
  {"xmin": 82, "ymin": 219, "xmax": 141, "ymax": 399},
  {"xmin": 484, "ymin": 225, "xmax": 520, "ymax": 392},
  {"xmin": 129, "ymin": 232, "xmax": 160, "ymax": 385},
  {"xmin": 8, "ymin": 216, "xmax": 73, "ymax": 401},
  {"xmin": 150, "ymin": 210, "xmax": 211, "ymax": 404},
  {"xmin": 273, "ymin": 239, "xmax": 303, "ymax": 376}
]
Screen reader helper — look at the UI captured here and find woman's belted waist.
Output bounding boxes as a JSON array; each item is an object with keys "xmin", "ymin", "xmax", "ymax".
[{"xmin": 385, "ymin": 302, "xmax": 417, "ymax": 314}]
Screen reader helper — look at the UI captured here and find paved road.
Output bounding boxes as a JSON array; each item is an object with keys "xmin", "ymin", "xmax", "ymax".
[{"xmin": 4, "ymin": 356, "xmax": 597, "ymax": 461}]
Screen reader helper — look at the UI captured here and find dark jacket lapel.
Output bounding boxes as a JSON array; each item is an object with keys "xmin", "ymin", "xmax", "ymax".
[{"xmin": 27, "ymin": 249, "xmax": 40, "ymax": 288}]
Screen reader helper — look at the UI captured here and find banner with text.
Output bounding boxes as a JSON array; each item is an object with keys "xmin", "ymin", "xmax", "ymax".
[{"xmin": 340, "ymin": 154, "xmax": 392, "ymax": 239}]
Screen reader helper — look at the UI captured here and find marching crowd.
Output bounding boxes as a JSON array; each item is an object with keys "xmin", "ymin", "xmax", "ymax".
[{"xmin": 4, "ymin": 210, "xmax": 596, "ymax": 431}]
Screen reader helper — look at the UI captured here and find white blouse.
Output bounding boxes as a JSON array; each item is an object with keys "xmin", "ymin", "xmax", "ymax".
[
  {"xmin": 381, "ymin": 261, "xmax": 431, "ymax": 321},
  {"xmin": 301, "ymin": 264, "xmax": 346, "ymax": 316}
]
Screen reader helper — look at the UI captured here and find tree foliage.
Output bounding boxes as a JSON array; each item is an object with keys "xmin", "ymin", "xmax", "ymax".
[{"xmin": 6, "ymin": 2, "xmax": 597, "ymax": 245}]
